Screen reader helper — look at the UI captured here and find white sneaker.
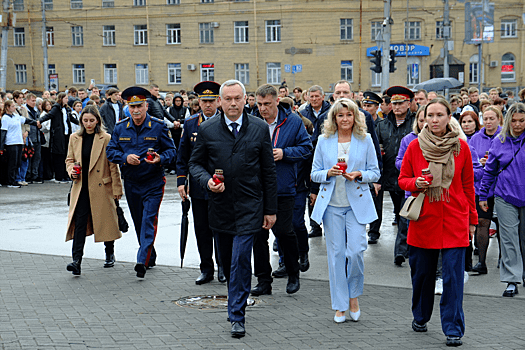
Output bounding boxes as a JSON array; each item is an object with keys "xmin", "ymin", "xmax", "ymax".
[
  {"xmin": 435, "ymin": 278, "xmax": 443, "ymax": 295},
  {"xmin": 18, "ymin": 181, "xmax": 28, "ymax": 186},
  {"xmin": 464, "ymin": 271, "xmax": 469, "ymax": 284},
  {"xmin": 7, "ymin": 184, "xmax": 21, "ymax": 188}
]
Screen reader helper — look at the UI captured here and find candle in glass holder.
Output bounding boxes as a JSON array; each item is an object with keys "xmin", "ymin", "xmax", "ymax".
[
  {"xmin": 422, "ymin": 168, "xmax": 433, "ymax": 184},
  {"xmin": 336, "ymin": 157, "xmax": 347, "ymax": 173},
  {"xmin": 484, "ymin": 151, "xmax": 489, "ymax": 159},
  {"xmin": 146, "ymin": 148, "xmax": 155, "ymax": 161},
  {"xmin": 73, "ymin": 162, "xmax": 82, "ymax": 176},
  {"xmin": 213, "ymin": 169, "xmax": 224, "ymax": 184}
]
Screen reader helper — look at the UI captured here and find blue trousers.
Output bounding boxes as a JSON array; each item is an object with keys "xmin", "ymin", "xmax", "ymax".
[
  {"xmin": 409, "ymin": 246, "xmax": 466, "ymax": 338},
  {"xmin": 323, "ymin": 205, "xmax": 367, "ymax": 311},
  {"xmin": 216, "ymin": 232, "xmax": 254, "ymax": 324},
  {"xmin": 124, "ymin": 177, "xmax": 165, "ymax": 265}
]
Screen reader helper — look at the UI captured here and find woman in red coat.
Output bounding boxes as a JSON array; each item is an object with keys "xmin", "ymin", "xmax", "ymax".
[{"xmin": 398, "ymin": 98, "xmax": 477, "ymax": 347}]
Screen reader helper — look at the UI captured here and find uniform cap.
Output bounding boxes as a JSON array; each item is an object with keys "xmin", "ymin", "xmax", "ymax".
[
  {"xmin": 121, "ymin": 86, "xmax": 151, "ymax": 105},
  {"xmin": 194, "ymin": 81, "xmax": 221, "ymax": 100},
  {"xmin": 386, "ymin": 86, "xmax": 414, "ymax": 103},
  {"xmin": 362, "ymin": 91, "xmax": 382, "ymax": 105}
]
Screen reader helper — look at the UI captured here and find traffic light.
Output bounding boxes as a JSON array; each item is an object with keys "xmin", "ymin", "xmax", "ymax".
[
  {"xmin": 370, "ymin": 50, "xmax": 382, "ymax": 73},
  {"xmin": 389, "ymin": 49, "xmax": 397, "ymax": 73}
]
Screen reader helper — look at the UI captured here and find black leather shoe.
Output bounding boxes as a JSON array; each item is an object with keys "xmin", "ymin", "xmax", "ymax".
[
  {"xmin": 272, "ymin": 263, "xmax": 287, "ymax": 278},
  {"xmin": 471, "ymin": 262, "xmax": 487, "ymax": 274},
  {"xmin": 473, "ymin": 248, "xmax": 479, "ymax": 255},
  {"xmin": 217, "ymin": 266, "xmax": 226, "ymax": 283},
  {"xmin": 286, "ymin": 273, "xmax": 300, "ymax": 294},
  {"xmin": 67, "ymin": 260, "xmax": 81, "ymax": 276},
  {"xmin": 394, "ymin": 255, "xmax": 405, "ymax": 266},
  {"xmin": 231, "ymin": 322, "xmax": 245, "ymax": 338},
  {"xmin": 251, "ymin": 283, "xmax": 272, "ymax": 296},
  {"xmin": 272, "ymin": 240, "xmax": 279, "ymax": 252},
  {"xmin": 446, "ymin": 336, "xmax": 462, "ymax": 346},
  {"xmin": 104, "ymin": 254, "xmax": 115, "ymax": 268},
  {"xmin": 135, "ymin": 263, "xmax": 146, "ymax": 278},
  {"xmin": 502, "ymin": 283, "xmax": 518, "ymax": 297},
  {"xmin": 308, "ymin": 228, "xmax": 322, "ymax": 238},
  {"xmin": 368, "ymin": 234, "xmax": 379, "ymax": 244},
  {"xmin": 195, "ymin": 272, "xmax": 214, "ymax": 285},
  {"xmin": 299, "ymin": 253, "xmax": 310, "ymax": 272},
  {"xmin": 146, "ymin": 261, "xmax": 156, "ymax": 269},
  {"xmin": 412, "ymin": 320, "xmax": 427, "ymax": 332}
]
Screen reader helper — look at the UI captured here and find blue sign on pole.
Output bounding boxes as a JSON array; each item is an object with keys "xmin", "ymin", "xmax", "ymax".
[
  {"xmin": 295, "ymin": 64, "xmax": 302, "ymax": 73},
  {"xmin": 292, "ymin": 65, "xmax": 297, "ymax": 74},
  {"xmin": 366, "ymin": 44, "xmax": 430, "ymax": 57},
  {"xmin": 284, "ymin": 64, "xmax": 291, "ymax": 73}
]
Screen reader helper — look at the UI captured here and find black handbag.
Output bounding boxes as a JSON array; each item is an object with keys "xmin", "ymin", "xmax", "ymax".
[{"xmin": 115, "ymin": 199, "xmax": 129, "ymax": 233}]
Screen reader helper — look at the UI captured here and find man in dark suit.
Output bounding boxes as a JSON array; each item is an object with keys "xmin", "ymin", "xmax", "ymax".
[
  {"xmin": 99, "ymin": 88, "xmax": 124, "ymax": 134},
  {"xmin": 189, "ymin": 80, "xmax": 277, "ymax": 338}
]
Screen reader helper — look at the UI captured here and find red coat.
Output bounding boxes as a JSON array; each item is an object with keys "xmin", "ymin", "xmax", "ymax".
[{"xmin": 398, "ymin": 139, "xmax": 478, "ymax": 249}]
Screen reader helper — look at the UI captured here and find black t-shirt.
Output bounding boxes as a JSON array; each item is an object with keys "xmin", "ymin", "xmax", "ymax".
[{"xmin": 81, "ymin": 132, "xmax": 95, "ymax": 190}]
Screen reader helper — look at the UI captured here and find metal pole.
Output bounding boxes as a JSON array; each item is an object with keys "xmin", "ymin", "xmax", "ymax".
[
  {"xmin": 0, "ymin": 0, "xmax": 11, "ymax": 91},
  {"xmin": 478, "ymin": 0, "xmax": 485, "ymax": 92},
  {"xmin": 41, "ymin": 0, "xmax": 49, "ymax": 91},
  {"xmin": 380, "ymin": 0, "xmax": 391, "ymax": 92},
  {"xmin": 443, "ymin": 0, "xmax": 450, "ymax": 98}
]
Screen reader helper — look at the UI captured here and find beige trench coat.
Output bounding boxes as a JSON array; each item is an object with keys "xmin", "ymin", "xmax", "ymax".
[{"xmin": 65, "ymin": 131, "xmax": 123, "ymax": 242}]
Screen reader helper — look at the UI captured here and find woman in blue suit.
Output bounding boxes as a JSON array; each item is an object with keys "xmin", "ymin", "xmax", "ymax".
[{"xmin": 311, "ymin": 98, "xmax": 380, "ymax": 323}]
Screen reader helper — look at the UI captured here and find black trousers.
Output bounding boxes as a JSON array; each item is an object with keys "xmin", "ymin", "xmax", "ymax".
[
  {"xmin": 40, "ymin": 146, "xmax": 53, "ymax": 180},
  {"xmin": 52, "ymin": 152, "xmax": 67, "ymax": 181},
  {"xmin": 389, "ymin": 190, "xmax": 404, "ymax": 224},
  {"xmin": 368, "ymin": 186, "xmax": 384, "ymax": 238},
  {"xmin": 253, "ymin": 196, "xmax": 300, "ymax": 284},
  {"xmin": 192, "ymin": 198, "xmax": 221, "ymax": 274},
  {"xmin": 5, "ymin": 144, "xmax": 22, "ymax": 186},
  {"xmin": 72, "ymin": 189, "xmax": 114, "ymax": 261}
]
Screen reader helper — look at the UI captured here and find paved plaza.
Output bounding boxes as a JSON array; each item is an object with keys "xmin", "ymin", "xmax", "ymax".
[{"xmin": 1, "ymin": 179, "xmax": 524, "ymax": 349}]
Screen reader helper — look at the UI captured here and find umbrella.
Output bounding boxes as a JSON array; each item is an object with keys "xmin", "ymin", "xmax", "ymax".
[
  {"xmin": 114, "ymin": 199, "xmax": 129, "ymax": 233},
  {"xmin": 413, "ymin": 77, "xmax": 462, "ymax": 92},
  {"xmin": 180, "ymin": 179, "xmax": 191, "ymax": 268}
]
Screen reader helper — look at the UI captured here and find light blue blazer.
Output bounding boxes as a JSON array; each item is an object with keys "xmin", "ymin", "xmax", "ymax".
[{"xmin": 310, "ymin": 132, "xmax": 380, "ymax": 225}]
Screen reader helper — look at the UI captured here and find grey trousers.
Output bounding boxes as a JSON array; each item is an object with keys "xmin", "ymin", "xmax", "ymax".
[{"xmin": 494, "ymin": 196, "xmax": 525, "ymax": 284}]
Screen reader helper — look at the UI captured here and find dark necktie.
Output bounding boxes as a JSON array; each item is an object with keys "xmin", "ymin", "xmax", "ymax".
[{"xmin": 231, "ymin": 122, "xmax": 239, "ymax": 138}]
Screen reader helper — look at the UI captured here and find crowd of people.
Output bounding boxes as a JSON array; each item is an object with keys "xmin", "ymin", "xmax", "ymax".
[{"xmin": 1, "ymin": 80, "xmax": 524, "ymax": 346}]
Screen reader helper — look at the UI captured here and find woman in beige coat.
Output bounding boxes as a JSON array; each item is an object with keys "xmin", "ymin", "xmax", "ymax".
[{"xmin": 65, "ymin": 105, "xmax": 123, "ymax": 275}]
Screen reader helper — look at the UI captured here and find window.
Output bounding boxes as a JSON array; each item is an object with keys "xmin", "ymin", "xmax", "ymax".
[
  {"xmin": 103, "ymin": 25, "xmax": 115, "ymax": 46},
  {"xmin": 47, "ymin": 64, "xmax": 56, "ymax": 76},
  {"xmin": 199, "ymin": 23, "xmax": 214, "ymax": 44},
  {"xmin": 73, "ymin": 64, "xmax": 85, "ymax": 84},
  {"xmin": 501, "ymin": 53, "xmax": 515, "ymax": 82},
  {"xmin": 71, "ymin": 26, "xmax": 83, "ymax": 46},
  {"xmin": 104, "ymin": 64, "xmax": 117, "ymax": 84},
  {"xmin": 102, "ymin": 0, "xmax": 114, "ymax": 7},
  {"xmin": 404, "ymin": 21, "xmax": 421, "ymax": 40},
  {"xmin": 134, "ymin": 25, "xmax": 148, "ymax": 45},
  {"xmin": 44, "ymin": 0, "xmax": 53, "ymax": 10},
  {"xmin": 407, "ymin": 57, "xmax": 420, "ymax": 86},
  {"xmin": 371, "ymin": 21, "xmax": 381, "ymax": 41},
  {"xmin": 166, "ymin": 24, "xmax": 181, "ymax": 44},
  {"xmin": 200, "ymin": 63, "xmax": 214, "ymax": 81},
  {"xmin": 501, "ymin": 20, "xmax": 517, "ymax": 38},
  {"xmin": 168, "ymin": 63, "xmax": 181, "ymax": 84},
  {"xmin": 46, "ymin": 27, "xmax": 54, "ymax": 46},
  {"xmin": 266, "ymin": 62, "xmax": 281, "ymax": 84},
  {"xmin": 234, "ymin": 21, "xmax": 249, "ymax": 43},
  {"xmin": 70, "ymin": 0, "xmax": 82, "ymax": 9},
  {"xmin": 133, "ymin": 0, "xmax": 145, "ymax": 6},
  {"xmin": 235, "ymin": 63, "xmax": 249, "ymax": 85},
  {"xmin": 436, "ymin": 21, "xmax": 443, "ymax": 39},
  {"xmin": 201, "ymin": 0, "xmax": 213, "ymax": 2},
  {"xmin": 167, "ymin": 0, "xmax": 180, "ymax": 4},
  {"xmin": 13, "ymin": 0, "xmax": 23, "ymax": 11},
  {"xmin": 469, "ymin": 54, "xmax": 479, "ymax": 84},
  {"xmin": 15, "ymin": 64, "xmax": 27, "ymax": 84},
  {"xmin": 340, "ymin": 61, "xmax": 353, "ymax": 82},
  {"xmin": 371, "ymin": 72, "xmax": 381, "ymax": 87},
  {"xmin": 135, "ymin": 64, "xmax": 148, "ymax": 85},
  {"xmin": 14, "ymin": 28, "xmax": 25, "ymax": 47},
  {"xmin": 265, "ymin": 20, "xmax": 281, "ymax": 42},
  {"xmin": 340, "ymin": 19, "xmax": 353, "ymax": 40}
]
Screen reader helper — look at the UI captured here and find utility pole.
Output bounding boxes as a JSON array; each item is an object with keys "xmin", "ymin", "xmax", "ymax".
[
  {"xmin": 41, "ymin": 0, "xmax": 49, "ymax": 91},
  {"xmin": 0, "ymin": 0, "xmax": 11, "ymax": 91},
  {"xmin": 381, "ymin": 0, "xmax": 392, "ymax": 92},
  {"xmin": 443, "ymin": 0, "xmax": 450, "ymax": 98},
  {"xmin": 478, "ymin": 0, "xmax": 487, "ymax": 92}
]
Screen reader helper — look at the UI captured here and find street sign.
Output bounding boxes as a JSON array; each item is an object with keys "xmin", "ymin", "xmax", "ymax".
[
  {"xmin": 295, "ymin": 64, "xmax": 302, "ymax": 73},
  {"xmin": 49, "ymin": 74, "xmax": 59, "ymax": 91},
  {"xmin": 292, "ymin": 65, "xmax": 297, "ymax": 74},
  {"xmin": 411, "ymin": 64, "xmax": 419, "ymax": 80},
  {"xmin": 284, "ymin": 64, "xmax": 291, "ymax": 73}
]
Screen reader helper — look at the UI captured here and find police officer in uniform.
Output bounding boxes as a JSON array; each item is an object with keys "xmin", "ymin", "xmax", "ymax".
[
  {"xmin": 176, "ymin": 81, "xmax": 225, "ymax": 285},
  {"xmin": 106, "ymin": 87, "xmax": 177, "ymax": 278}
]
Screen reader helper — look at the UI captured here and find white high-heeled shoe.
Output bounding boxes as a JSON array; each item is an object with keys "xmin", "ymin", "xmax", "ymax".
[
  {"xmin": 334, "ymin": 312, "xmax": 346, "ymax": 323},
  {"xmin": 349, "ymin": 309, "xmax": 360, "ymax": 322}
]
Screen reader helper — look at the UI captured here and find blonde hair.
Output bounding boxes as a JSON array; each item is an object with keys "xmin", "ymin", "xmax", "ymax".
[
  {"xmin": 412, "ymin": 105, "xmax": 426, "ymax": 134},
  {"xmin": 483, "ymin": 106, "xmax": 503, "ymax": 126},
  {"xmin": 500, "ymin": 102, "xmax": 525, "ymax": 143},
  {"xmin": 322, "ymin": 98, "xmax": 367, "ymax": 139}
]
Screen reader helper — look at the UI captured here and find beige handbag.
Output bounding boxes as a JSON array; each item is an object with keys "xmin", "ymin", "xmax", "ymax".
[{"xmin": 399, "ymin": 191, "xmax": 426, "ymax": 221}]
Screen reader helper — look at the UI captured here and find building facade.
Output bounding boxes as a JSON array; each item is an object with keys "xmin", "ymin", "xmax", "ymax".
[{"xmin": 2, "ymin": 0, "xmax": 525, "ymax": 93}]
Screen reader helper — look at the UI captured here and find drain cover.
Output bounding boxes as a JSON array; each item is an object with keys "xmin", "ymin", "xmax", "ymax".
[{"xmin": 174, "ymin": 295, "xmax": 259, "ymax": 309}]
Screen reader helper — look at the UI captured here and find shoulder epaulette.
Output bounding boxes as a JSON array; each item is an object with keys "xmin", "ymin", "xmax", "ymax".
[
  {"xmin": 116, "ymin": 117, "xmax": 129, "ymax": 124},
  {"xmin": 150, "ymin": 116, "xmax": 164, "ymax": 124}
]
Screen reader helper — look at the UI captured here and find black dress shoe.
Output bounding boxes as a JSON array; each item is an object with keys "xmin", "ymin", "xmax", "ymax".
[
  {"xmin": 231, "ymin": 322, "xmax": 245, "ymax": 338},
  {"xmin": 502, "ymin": 283, "xmax": 518, "ymax": 297},
  {"xmin": 471, "ymin": 262, "xmax": 487, "ymax": 274},
  {"xmin": 412, "ymin": 320, "xmax": 427, "ymax": 332},
  {"xmin": 218, "ymin": 266, "xmax": 226, "ymax": 283},
  {"xmin": 308, "ymin": 228, "xmax": 322, "ymax": 238},
  {"xmin": 66, "ymin": 260, "xmax": 81, "ymax": 276},
  {"xmin": 195, "ymin": 272, "xmax": 214, "ymax": 285},
  {"xmin": 104, "ymin": 254, "xmax": 115, "ymax": 268},
  {"xmin": 272, "ymin": 240, "xmax": 279, "ymax": 252},
  {"xmin": 272, "ymin": 263, "xmax": 287, "ymax": 278},
  {"xmin": 135, "ymin": 263, "xmax": 146, "ymax": 278},
  {"xmin": 251, "ymin": 283, "xmax": 272, "ymax": 296},
  {"xmin": 286, "ymin": 273, "xmax": 300, "ymax": 294},
  {"xmin": 473, "ymin": 248, "xmax": 479, "ymax": 256},
  {"xmin": 299, "ymin": 253, "xmax": 310, "ymax": 272},
  {"xmin": 446, "ymin": 336, "xmax": 462, "ymax": 346},
  {"xmin": 146, "ymin": 261, "xmax": 156, "ymax": 269},
  {"xmin": 394, "ymin": 255, "xmax": 405, "ymax": 266},
  {"xmin": 368, "ymin": 236, "xmax": 378, "ymax": 244}
]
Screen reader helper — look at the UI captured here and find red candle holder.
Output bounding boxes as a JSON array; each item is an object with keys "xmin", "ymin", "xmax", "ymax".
[
  {"xmin": 213, "ymin": 169, "xmax": 224, "ymax": 185},
  {"xmin": 73, "ymin": 162, "xmax": 81, "ymax": 176},
  {"xmin": 484, "ymin": 151, "xmax": 489, "ymax": 159},
  {"xmin": 146, "ymin": 148, "xmax": 155, "ymax": 161},
  {"xmin": 336, "ymin": 157, "xmax": 347, "ymax": 174},
  {"xmin": 422, "ymin": 168, "xmax": 433, "ymax": 184}
]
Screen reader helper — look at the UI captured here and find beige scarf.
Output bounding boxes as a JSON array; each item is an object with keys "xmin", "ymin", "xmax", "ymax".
[{"xmin": 418, "ymin": 123, "xmax": 461, "ymax": 202}]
